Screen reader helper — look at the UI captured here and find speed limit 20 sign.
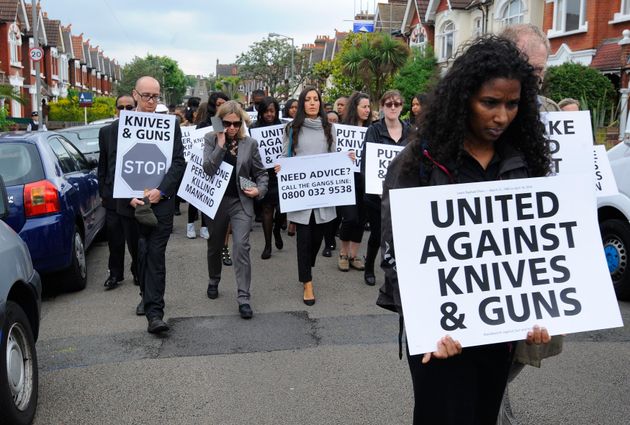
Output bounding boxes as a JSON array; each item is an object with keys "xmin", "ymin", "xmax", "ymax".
[{"xmin": 29, "ymin": 47, "xmax": 43, "ymax": 62}]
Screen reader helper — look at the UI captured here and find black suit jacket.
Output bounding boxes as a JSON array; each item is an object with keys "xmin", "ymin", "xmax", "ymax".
[
  {"xmin": 112, "ymin": 119, "xmax": 186, "ymax": 218},
  {"xmin": 97, "ymin": 122, "xmax": 117, "ymax": 209}
]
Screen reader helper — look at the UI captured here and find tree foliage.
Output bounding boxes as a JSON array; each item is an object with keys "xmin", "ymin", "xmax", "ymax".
[
  {"xmin": 392, "ymin": 46, "xmax": 438, "ymax": 114},
  {"xmin": 236, "ymin": 37, "xmax": 301, "ymax": 97},
  {"xmin": 543, "ymin": 63, "xmax": 617, "ymax": 124},
  {"xmin": 48, "ymin": 92, "xmax": 115, "ymax": 122},
  {"xmin": 119, "ymin": 54, "xmax": 187, "ymax": 104},
  {"xmin": 215, "ymin": 76, "xmax": 242, "ymax": 101},
  {"xmin": 339, "ymin": 32, "xmax": 410, "ymax": 106}
]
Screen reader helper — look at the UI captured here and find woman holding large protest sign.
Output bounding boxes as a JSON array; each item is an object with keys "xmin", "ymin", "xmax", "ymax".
[
  {"xmin": 378, "ymin": 36, "xmax": 552, "ymax": 424},
  {"xmin": 203, "ymin": 100, "xmax": 269, "ymax": 319},
  {"xmin": 250, "ymin": 96, "xmax": 284, "ymax": 259},
  {"xmin": 361, "ymin": 90, "xmax": 410, "ymax": 287},
  {"xmin": 274, "ymin": 87, "xmax": 337, "ymax": 306},
  {"xmin": 337, "ymin": 92, "xmax": 372, "ymax": 273}
]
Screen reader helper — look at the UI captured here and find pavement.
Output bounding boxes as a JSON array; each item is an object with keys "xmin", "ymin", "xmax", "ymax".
[{"xmin": 33, "ymin": 205, "xmax": 630, "ymax": 424}]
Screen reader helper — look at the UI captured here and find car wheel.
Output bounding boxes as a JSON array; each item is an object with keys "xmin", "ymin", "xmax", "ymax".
[
  {"xmin": 600, "ymin": 218, "xmax": 630, "ymax": 300},
  {"xmin": 0, "ymin": 301, "xmax": 38, "ymax": 425},
  {"xmin": 64, "ymin": 225, "xmax": 87, "ymax": 292}
]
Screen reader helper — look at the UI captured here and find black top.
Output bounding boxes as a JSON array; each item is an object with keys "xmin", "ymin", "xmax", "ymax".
[
  {"xmin": 223, "ymin": 139, "xmax": 239, "ymax": 198},
  {"xmin": 457, "ymin": 150, "xmax": 502, "ymax": 183}
]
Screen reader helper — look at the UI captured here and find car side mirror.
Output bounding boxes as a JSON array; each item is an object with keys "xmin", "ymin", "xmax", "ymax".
[{"xmin": 0, "ymin": 175, "xmax": 8, "ymax": 220}]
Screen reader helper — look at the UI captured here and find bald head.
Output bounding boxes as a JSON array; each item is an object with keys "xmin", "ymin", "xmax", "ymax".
[
  {"xmin": 500, "ymin": 24, "xmax": 550, "ymax": 82},
  {"xmin": 133, "ymin": 76, "xmax": 161, "ymax": 113}
]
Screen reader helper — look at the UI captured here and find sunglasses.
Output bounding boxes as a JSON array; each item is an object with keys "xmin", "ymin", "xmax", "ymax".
[
  {"xmin": 222, "ymin": 120, "xmax": 242, "ymax": 128},
  {"xmin": 384, "ymin": 101, "xmax": 403, "ymax": 108},
  {"xmin": 116, "ymin": 105, "xmax": 134, "ymax": 111}
]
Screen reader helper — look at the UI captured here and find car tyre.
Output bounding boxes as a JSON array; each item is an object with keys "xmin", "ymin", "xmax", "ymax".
[
  {"xmin": 0, "ymin": 301, "xmax": 38, "ymax": 425},
  {"xmin": 64, "ymin": 225, "xmax": 87, "ymax": 292},
  {"xmin": 600, "ymin": 218, "xmax": 630, "ymax": 300}
]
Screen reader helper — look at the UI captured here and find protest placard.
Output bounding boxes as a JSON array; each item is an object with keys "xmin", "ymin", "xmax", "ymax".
[
  {"xmin": 181, "ymin": 126, "xmax": 212, "ymax": 162},
  {"xmin": 593, "ymin": 145, "xmax": 618, "ymax": 197},
  {"xmin": 543, "ymin": 111, "xmax": 593, "ymax": 175},
  {"xmin": 364, "ymin": 143, "xmax": 405, "ymax": 195},
  {"xmin": 176, "ymin": 145, "xmax": 233, "ymax": 219},
  {"xmin": 113, "ymin": 110, "xmax": 175, "ymax": 198},
  {"xmin": 277, "ymin": 152, "xmax": 355, "ymax": 213},
  {"xmin": 390, "ymin": 174, "xmax": 623, "ymax": 356},
  {"xmin": 249, "ymin": 124, "xmax": 285, "ymax": 168},
  {"xmin": 335, "ymin": 123, "xmax": 367, "ymax": 172}
]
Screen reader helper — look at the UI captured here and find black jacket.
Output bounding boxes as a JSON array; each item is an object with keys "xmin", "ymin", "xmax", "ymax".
[
  {"xmin": 97, "ymin": 122, "xmax": 117, "ymax": 209},
  {"xmin": 376, "ymin": 143, "xmax": 531, "ymax": 314},
  {"xmin": 114, "ymin": 119, "xmax": 186, "ymax": 218}
]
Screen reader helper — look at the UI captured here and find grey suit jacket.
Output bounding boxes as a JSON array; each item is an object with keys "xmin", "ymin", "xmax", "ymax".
[{"xmin": 203, "ymin": 133, "xmax": 269, "ymax": 218}]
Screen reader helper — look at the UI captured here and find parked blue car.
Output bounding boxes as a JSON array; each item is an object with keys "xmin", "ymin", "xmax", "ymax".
[
  {"xmin": 0, "ymin": 174, "xmax": 41, "ymax": 425},
  {"xmin": 0, "ymin": 131, "xmax": 106, "ymax": 291}
]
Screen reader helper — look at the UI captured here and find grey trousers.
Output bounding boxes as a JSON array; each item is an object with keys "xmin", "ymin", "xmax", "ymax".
[{"xmin": 207, "ymin": 196, "xmax": 253, "ymax": 305}]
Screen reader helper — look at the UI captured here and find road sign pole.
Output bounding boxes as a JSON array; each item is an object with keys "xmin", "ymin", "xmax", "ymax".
[
  {"xmin": 32, "ymin": 0, "xmax": 41, "ymax": 130},
  {"xmin": 84, "ymin": 106, "xmax": 87, "ymax": 125}
]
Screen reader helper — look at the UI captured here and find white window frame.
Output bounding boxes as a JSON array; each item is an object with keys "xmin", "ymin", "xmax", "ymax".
[
  {"xmin": 547, "ymin": 0, "xmax": 588, "ymax": 39},
  {"xmin": 500, "ymin": 0, "xmax": 524, "ymax": 26},
  {"xmin": 437, "ymin": 20, "xmax": 455, "ymax": 62},
  {"xmin": 9, "ymin": 23, "xmax": 22, "ymax": 67},
  {"xmin": 611, "ymin": 0, "xmax": 630, "ymax": 23}
]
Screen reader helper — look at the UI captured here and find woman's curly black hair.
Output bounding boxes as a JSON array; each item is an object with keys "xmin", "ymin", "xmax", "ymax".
[{"xmin": 402, "ymin": 35, "xmax": 550, "ymax": 179}]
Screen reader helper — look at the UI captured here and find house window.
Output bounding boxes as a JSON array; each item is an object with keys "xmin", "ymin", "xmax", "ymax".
[
  {"xmin": 473, "ymin": 17, "xmax": 482, "ymax": 38},
  {"xmin": 552, "ymin": 0, "xmax": 586, "ymax": 33},
  {"xmin": 622, "ymin": 0, "xmax": 630, "ymax": 15},
  {"xmin": 438, "ymin": 21, "xmax": 455, "ymax": 61},
  {"xmin": 8, "ymin": 23, "xmax": 22, "ymax": 66},
  {"xmin": 501, "ymin": 0, "xmax": 524, "ymax": 26}
]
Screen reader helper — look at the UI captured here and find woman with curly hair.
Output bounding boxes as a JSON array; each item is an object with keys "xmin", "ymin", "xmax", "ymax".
[{"xmin": 378, "ymin": 35, "xmax": 552, "ymax": 424}]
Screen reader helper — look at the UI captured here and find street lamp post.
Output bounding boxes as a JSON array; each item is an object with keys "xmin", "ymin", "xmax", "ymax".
[{"xmin": 269, "ymin": 32, "xmax": 295, "ymax": 83}]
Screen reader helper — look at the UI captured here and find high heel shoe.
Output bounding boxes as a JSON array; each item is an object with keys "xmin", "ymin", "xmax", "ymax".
[
  {"xmin": 274, "ymin": 227, "xmax": 283, "ymax": 250},
  {"xmin": 303, "ymin": 281, "xmax": 315, "ymax": 306},
  {"xmin": 261, "ymin": 245, "xmax": 271, "ymax": 260},
  {"xmin": 222, "ymin": 245, "xmax": 233, "ymax": 266}
]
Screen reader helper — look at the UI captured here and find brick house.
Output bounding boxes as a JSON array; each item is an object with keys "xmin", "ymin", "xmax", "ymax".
[{"xmin": 0, "ymin": 0, "xmax": 29, "ymax": 117}]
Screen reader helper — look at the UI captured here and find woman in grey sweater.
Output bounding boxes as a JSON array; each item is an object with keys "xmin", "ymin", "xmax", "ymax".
[{"xmin": 274, "ymin": 87, "xmax": 339, "ymax": 305}]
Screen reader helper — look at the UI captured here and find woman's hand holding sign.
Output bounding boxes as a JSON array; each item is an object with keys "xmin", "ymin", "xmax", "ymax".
[
  {"xmin": 421, "ymin": 335, "xmax": 462, "ymax": 364},
  {"xmin": 525, "ymin": 325, "xmax": 550, "ymax": 345},
  {"xmin": 274, "ymin": 164, "xmax": 281, "ymax": 174}
]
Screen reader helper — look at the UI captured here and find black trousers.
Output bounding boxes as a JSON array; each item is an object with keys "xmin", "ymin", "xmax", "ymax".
[
  {"xmin": 137, "ymin": 212, "xmax": 173, "ymax": 320},
  {"xmin": 105, "ymin": 208, "xmax": 126, "ymax": 280},
  {"xmin": 295, "ymin": 213, "xmax": 326, "ymax": 283},
  {"xmin": 406, "ymin": 342, "xmax": 512, "ymax": 425},
  {"xmin": 119, "ymin": 214, "xmax": 139, "ymax": 280},
  {"xmin": 339, "ymin": 175, "xmax": 366, "ymax": 243}
]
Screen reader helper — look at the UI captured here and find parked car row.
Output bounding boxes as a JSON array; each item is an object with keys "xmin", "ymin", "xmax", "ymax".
[{"xmin": 0, "ymin": 130, "xmax": 106, "ymax": 292}]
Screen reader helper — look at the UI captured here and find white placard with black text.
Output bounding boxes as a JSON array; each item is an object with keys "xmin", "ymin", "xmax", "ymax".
[
  {"xmin": 277, "ymin": 152, "xmax": 355, "ymax": 213},
  {"xmin": 365, "ymin": 143, "xmax": 405, "ymax": 195},
  {"xmin": 335, "ymin": 123, "xmax": 367, "ymax": 172},
  {"xmin": 176, "ymin": 145, "xmax": 232, "ymax": 219},
  {"xmin": 543, "ymin": 111, "xmax": 593, "ymax": 175},
  {"xmin": 113, "ymin": 110, "xmax": 175, "ymax": 198},
  {"xmin": 249, "ymin": 124, "xmax": 285, "ymax": 169},
  {"xmin": 390, "ymin": 174, "xmax": 623, "ymax": 356},
  {"xmin": 593, "ymin": 145, "xmax": 618, "ymax": 197},
  {"xmin": 181, "ymin": 126, "xmax": 212, "ymax": 162}
]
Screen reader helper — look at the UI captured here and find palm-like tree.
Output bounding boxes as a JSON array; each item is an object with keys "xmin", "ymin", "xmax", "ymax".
[
  {"xmin": 341, "ymin": 33, "xmax": 410, "ymax": 106},
  {"xmin": 0, "ymin": 84, "xmax": 26, "ymax": 108}
]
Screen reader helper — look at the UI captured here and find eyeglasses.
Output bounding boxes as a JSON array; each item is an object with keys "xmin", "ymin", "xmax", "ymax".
[
  {"xmin": 137, "ymin": 93, "xmax": 161, "ymax": 102},
  {"xmin": 116, "ymin": 105, "xmax": 134, "ymax": 111},
  {"xmin": 384, "ymin": 101, "xmax": 403, "ymax": 108},
  {"xmin": 222, "ymin": 120, "xmax": 242, "ymax": 128}
]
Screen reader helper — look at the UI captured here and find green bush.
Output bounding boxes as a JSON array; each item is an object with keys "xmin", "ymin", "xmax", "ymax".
[
  {"xmin": 543, "ymin": 63, "xmax": 616, "ymax": 124},
  {"xmin": 49, "ymin": 95, "xmax": 116, "ymax": 122}
]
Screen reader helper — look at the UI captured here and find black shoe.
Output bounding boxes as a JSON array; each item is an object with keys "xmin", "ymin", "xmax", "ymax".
[
  {"xmin": 207, "ymin": 285, "xmax": 218, "ymax": 299},
  {"xmin": 322, "ymin": 247, "xmax": 332, "ymax": 257},
  {"xmin": 364, "ymin": 271, "xmax": 376, "ymax": 286},
  {"xmin": 274, "ymin": 228, "xmax": 283, "ymax": 250},
  {"xmin": 222, "ymin": 246, "xmax": 233, "ymax": 266},
  {"xmin": 147, "ymin": 317, "xmax": 169, "ymax": 333},
  {"xmin": 174, "ymin": 208, "xmax": 181, "ymax": 216},
  {"xmin": 104, "ymin": 276, "xmax": 120, "ymax": 290},
  {"xmin": 136, "ymin": 300, "xmax": 145, "ymax": 316},
  {"xmin": 261, "ymin": 246, "xmax": 271, "ymax": 260},
  {"xmin": 239, "ymin": 304, "xmax": 253, "ymax": 319},
  {"xmin": 133, "ymin": 275, "xmax": 140, "ymax": 286}
]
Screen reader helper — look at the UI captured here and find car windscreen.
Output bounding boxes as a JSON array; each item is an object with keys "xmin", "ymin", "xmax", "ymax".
[
  {"xmin": 0, "ymin": 143, "xmax": 45, "ymax": 186},
  {"xmin": 59, "ymin": 127, "xmax": 101, "ymax": 154}
]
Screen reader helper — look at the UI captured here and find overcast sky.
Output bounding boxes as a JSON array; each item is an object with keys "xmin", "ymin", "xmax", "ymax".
[{"xmin": 40, "ymin": 0, "xmax": 368, "ymax": 76}]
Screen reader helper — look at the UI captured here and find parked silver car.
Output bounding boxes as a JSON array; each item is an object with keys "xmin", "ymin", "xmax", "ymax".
[{"xmin": 0, "ymin": 175, "xmax": 41, "ymax": 425}]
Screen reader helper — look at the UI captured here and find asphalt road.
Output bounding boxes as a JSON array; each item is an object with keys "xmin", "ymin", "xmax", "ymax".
[{"xmin": 33, "ymin": 208, "xmax": 630, "ymax": 424}]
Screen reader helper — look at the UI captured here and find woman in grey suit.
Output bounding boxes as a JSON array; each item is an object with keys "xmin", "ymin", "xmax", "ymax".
[{"xmin": 203, "ymin": 100, "xmax": 269, "ymax": 319}]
